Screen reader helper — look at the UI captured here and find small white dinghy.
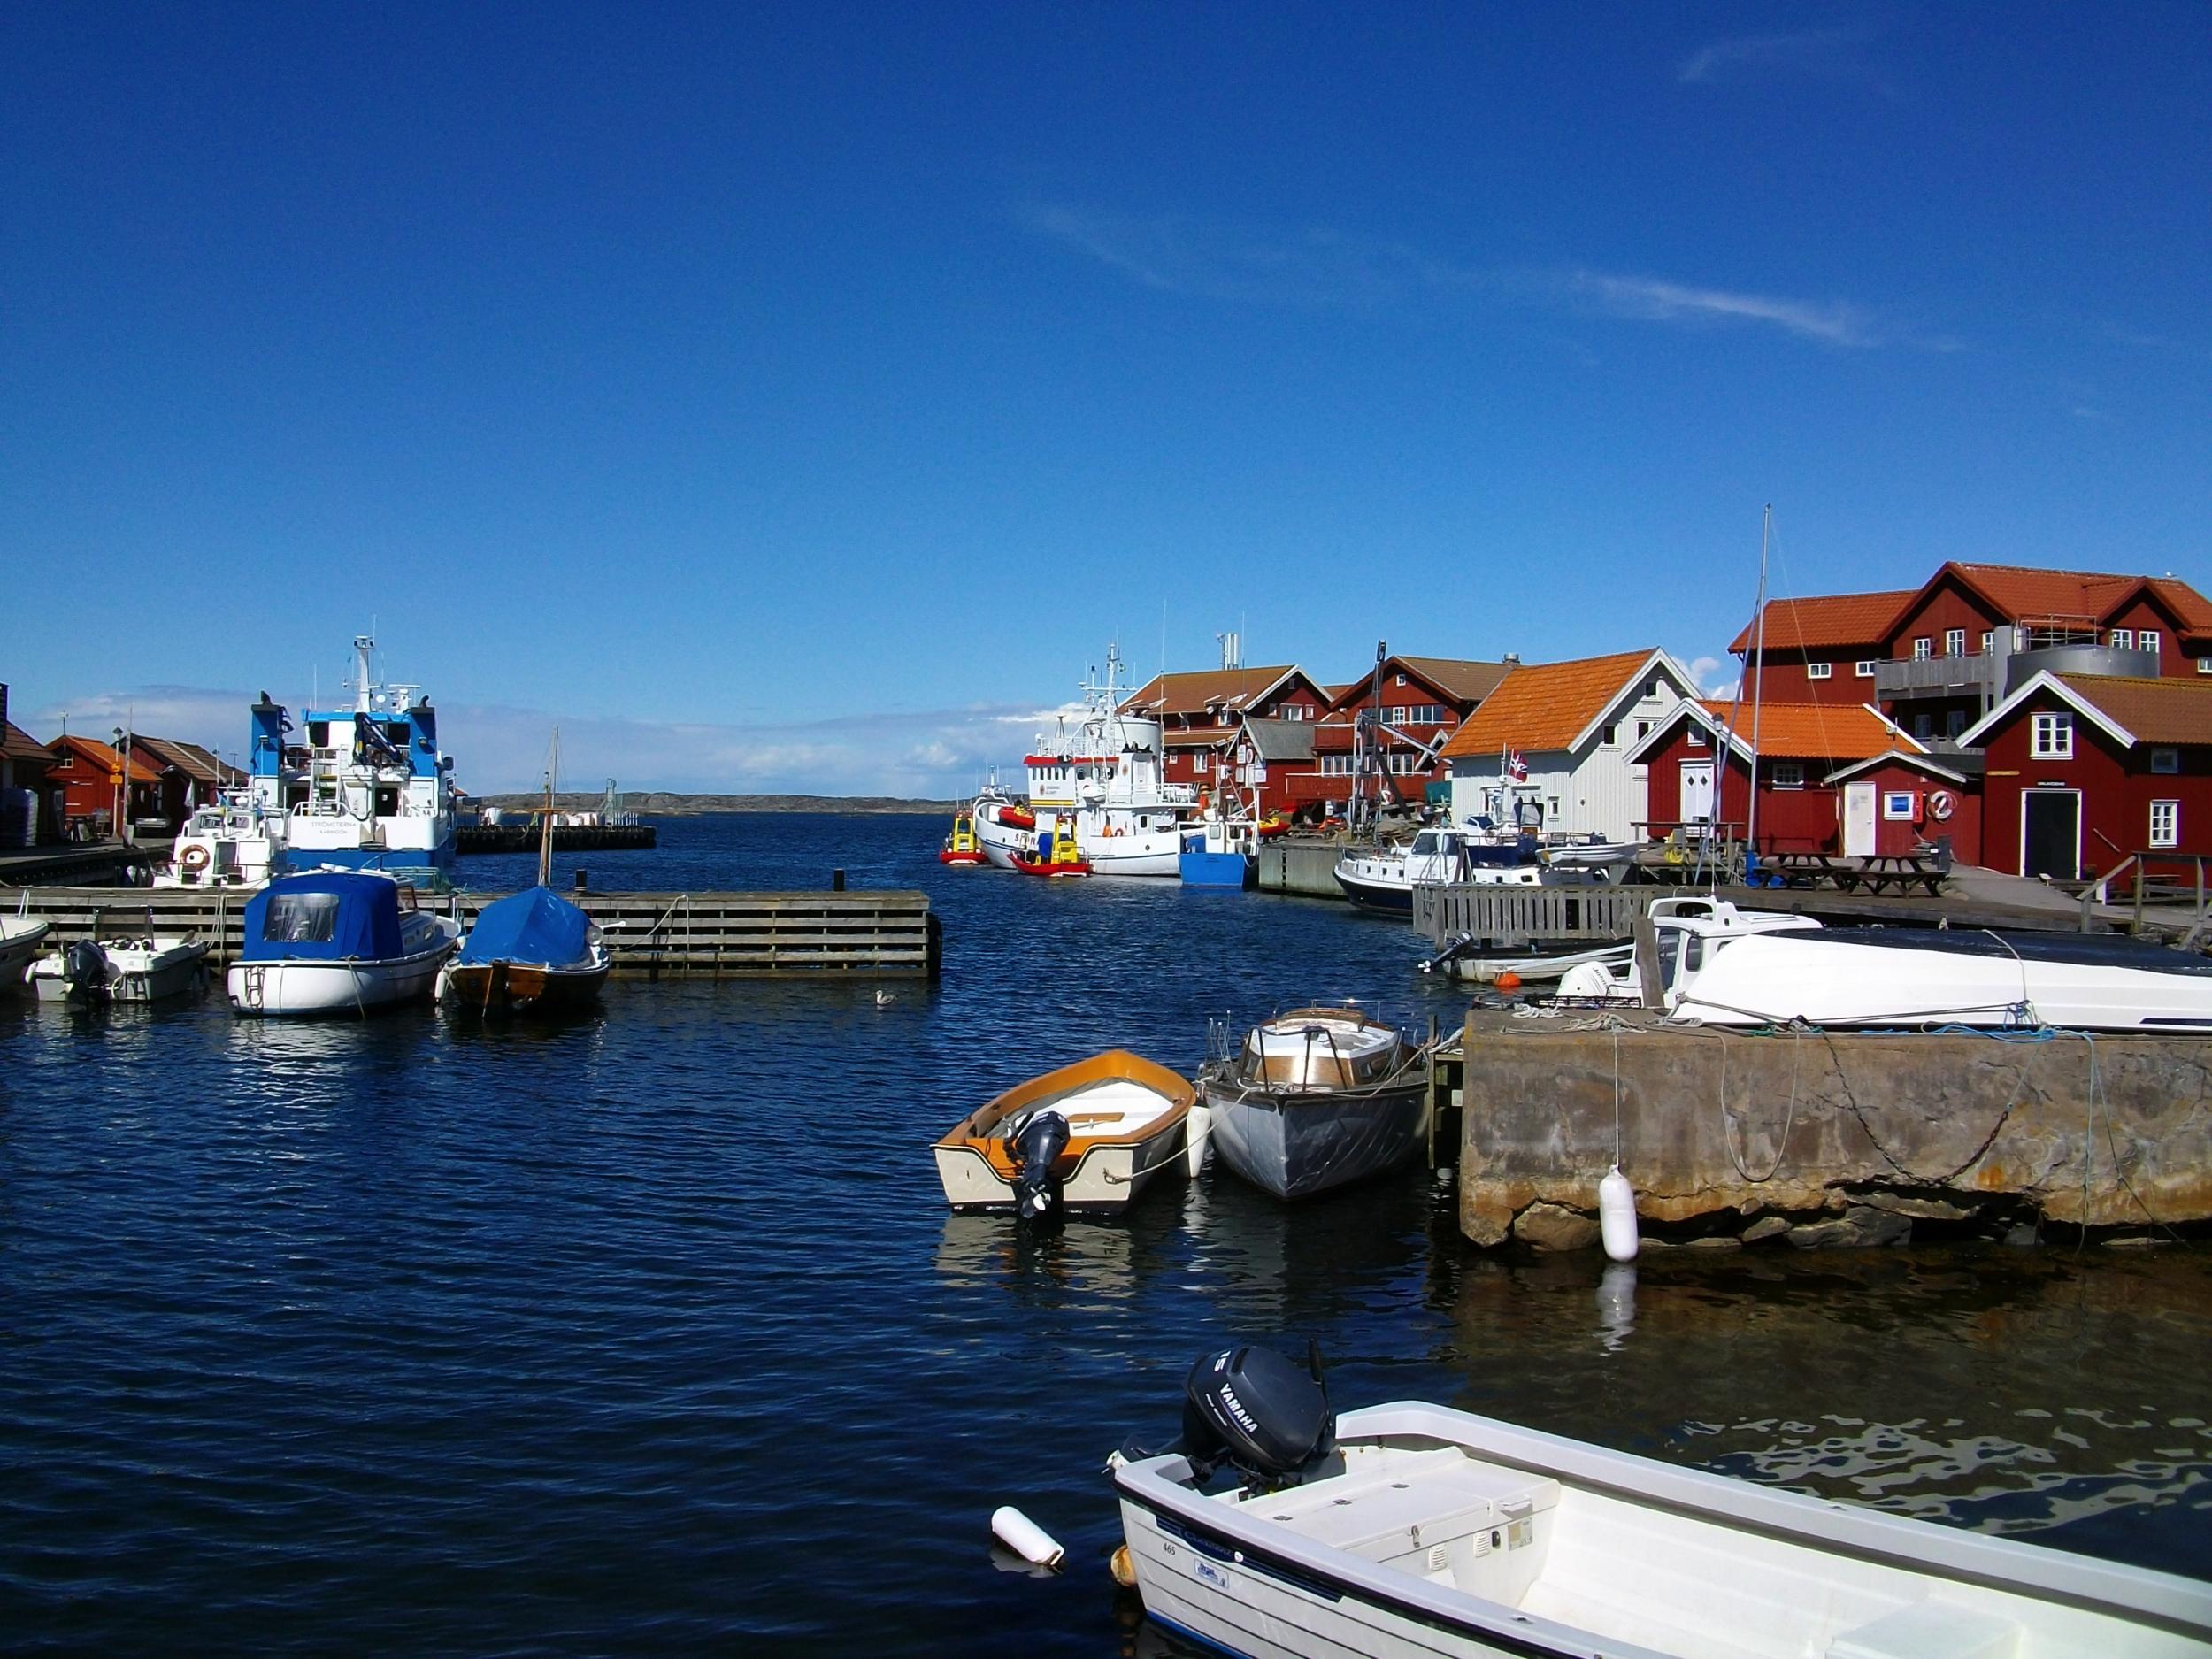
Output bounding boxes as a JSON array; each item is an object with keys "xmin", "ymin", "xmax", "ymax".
[
  {"xmin": 28, "ymin": 910, "xmax": 210, "ymax": 1004},
  {"xmin": 1111, "ymin": 1346, "xmax": 2212, "ymax": 1659}
]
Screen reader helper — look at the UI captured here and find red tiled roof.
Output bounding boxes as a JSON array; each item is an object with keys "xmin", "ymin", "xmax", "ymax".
[
  {"xmin": 1119, "ymin": 666, "xmax": 1307, "ymax": 718},
  {"xmin": 47, "ymin": 734, "xmax": 163, "ymax": 783},
  {"xmin": 2146, "ymin": 578, "xmax": 2212, "ymax": 636},
  {"xmin": 2055, "ymin": 674, "xmax": 2212, "ymax": 746},
  {"xmin": 1728, "ymin": 591, "xmax": 1915, "ymax": 655},
  {"xmin": 1440, "ymin": 649, "xmax": 1658, "ymax": 757},
  {"xmin": 3, "ymin": 721, "xmax": 52, "ymax": 764},
  {"xmin": 1929, "ymin": 562, "xmax": 2212, "ymax": 634},
  {"xmin": 1694, "ymin": 700, "xmax": 1915, "ymax": 762}
]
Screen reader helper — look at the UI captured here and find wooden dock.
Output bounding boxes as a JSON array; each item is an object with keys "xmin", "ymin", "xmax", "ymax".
[{"xmin": 8, "ymin": 887, "xmax": 940, "ymax": 980}]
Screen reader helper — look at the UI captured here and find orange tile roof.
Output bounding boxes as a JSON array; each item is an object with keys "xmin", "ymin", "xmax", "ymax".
[
  {"xmin": 1119, "ymin": 666, "xmax": 1302, "ymax": 718},
  {"xmin": 1440, "ymin": 649, "xmax": 1657, "ymax": 757},
  {"xmin": 2146, "ymin": 577, "xmax": 2212, "ymax": 635},
  {"xmin": 49, "ymin": 734, "xmax": 163, "ymax": 782},
  {"xmin": 2055, "ymin": 674, "xmax": 2212, "ymax": 746},
  {"xmin": 1728, "ymin": 591, "xmax": 1915, "ymax": 654},
  {"xmin": 1695, "ymin": 700, "xmax": 1915, "ymax": 761},
  {"xmin": 1930, "ymin": 562, "xmax": 2212, "ymax": 634}
]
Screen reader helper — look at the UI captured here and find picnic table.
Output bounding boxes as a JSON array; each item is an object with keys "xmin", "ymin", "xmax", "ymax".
[
  {"xmin": 1849, "ymin": 854, "xmax": 1950, "ymax": 896},
  {"xmin": 1759, "ymin": 852, "xmax": 1853, "ymax": 888}
]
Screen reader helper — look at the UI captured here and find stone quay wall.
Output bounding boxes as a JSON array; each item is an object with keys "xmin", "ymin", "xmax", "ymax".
[{"xmin": 1456, "ymin": 1016, "xmax": 2212, "ymax": 1250}]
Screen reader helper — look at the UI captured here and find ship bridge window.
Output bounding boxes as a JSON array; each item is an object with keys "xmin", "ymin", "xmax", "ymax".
[
  {"xmin": 307, "ymin": 722, "xmax": 329, "ymax": 746},
  {"xmin": 1411, "ymin": 832, "xmax": 1440, "ymax": 853},
  {"xmin": 386, "ymin": 722, "xmax": 411, "ymax": 747},
  {"xmin": 264, "ymin": 893, "xmax": 341, "ymax": 944}
]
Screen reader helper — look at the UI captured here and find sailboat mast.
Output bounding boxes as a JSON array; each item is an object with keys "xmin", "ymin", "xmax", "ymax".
[
  {"xmin": 1745, "ymin": 507, "xmax": 1771, "ymax": 868},
  {"xmin": 538, "ymin": 728, "xmax": 557, "ymax": 889}
]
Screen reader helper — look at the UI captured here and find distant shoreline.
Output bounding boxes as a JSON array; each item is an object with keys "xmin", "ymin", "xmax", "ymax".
[{"xmin": 470, "ymin": 791, "xmax": 961, "ymax": 817}]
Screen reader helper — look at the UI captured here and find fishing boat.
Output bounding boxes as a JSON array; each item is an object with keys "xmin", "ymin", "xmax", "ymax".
[
  {"xmin": 932, "ymin": 1050, "xmax": 1201, "ymax": 1221},
  {"xmin": 1334, "ymin": 827, "xmax": 1613, "ymax": 913},
  {"xmin": 972, "ymin": 646, "xmax": 1202, "ymax": 877},
  {"xmin": 938, "ymin": 810, "xmax": 988, "ymax": 866},
  {"xmin": 227, "ymin": 870, "xmax": 460, "ymax": 1018},
  {"xmin": 152, "ymin": 789, "xmax": 284, "ymax": 889},
  {"xmin": 1179, "ymin": 817, "xmax": 1259, "ymax": 888},
  {"xmin": 0, "ymin": 912, "xmax": 52, "ymax": 994},
  {"xmin": 1110, "ymin": 1345, "xmax": 2212, "ymax": 1659},
  {"xmin": 1200, "ymin": 1010, "xmax": 1430, "ymax": 1199},
  {"xmin": 28, "ymin": 910, "xmax": 209, "ymax": 1004},
  {"xmin": 1670, "ymin": 926, "xmax": 2212, "ymax": 1033}
]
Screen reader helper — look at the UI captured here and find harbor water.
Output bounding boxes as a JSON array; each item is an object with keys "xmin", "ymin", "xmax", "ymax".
[{"xmin": 3, "ymin": 813, "xmax": 2207, "ymax": 1655}]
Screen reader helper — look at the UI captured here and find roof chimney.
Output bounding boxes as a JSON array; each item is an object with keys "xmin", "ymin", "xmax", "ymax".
[{"xmin": 1502, "ymin": 652, "xmax": 1521, "ymax": 666}]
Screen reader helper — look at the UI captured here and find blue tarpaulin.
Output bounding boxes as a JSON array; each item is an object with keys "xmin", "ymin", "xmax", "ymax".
[
  {"xmin": 456, "ymin": 886, "xmax": 592, "ymax": 969},
  {"xmin": 241, "ymin": 872, "xmax": 403, "ymax": 962}
]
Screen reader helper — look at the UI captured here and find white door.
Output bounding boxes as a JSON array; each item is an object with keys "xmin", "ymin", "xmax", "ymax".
[
  {"xmin": 1679, "ymin": 762, "xmax": 1715, "ymax": 835},
  {"xmin": 1843, "ymin": 782, "xmax": 1878, "ymax": 856}
]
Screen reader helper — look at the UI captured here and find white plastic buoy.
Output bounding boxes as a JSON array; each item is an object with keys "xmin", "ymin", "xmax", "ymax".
[
  {"xmin": 1184, "ymin": 1101, "xmax": 1211, "ymax": 1177},
  {"xmin": 1598, "ymin": 1164, "xmax": 1640, "ymax": 1263},
  {"xmin": 991, "ymin": 1505, "xmax": 1065, "ymax": 1570}
]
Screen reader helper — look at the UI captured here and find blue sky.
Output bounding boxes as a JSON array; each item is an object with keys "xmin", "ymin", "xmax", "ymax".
[{"xmin": 4, "ymin": 4, "xmax": 2206, "ymax": 793}]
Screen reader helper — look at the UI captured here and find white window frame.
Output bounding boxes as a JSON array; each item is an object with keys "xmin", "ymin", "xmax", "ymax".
[
  {"xmin": 1806, "ymin": 661, "xmax": 1833, "ymax": 680},
  {"xmin": 2110, "ymin": 627, "xmax": 2134, "ymax": 650},
  {"xmin": 2140, "ymin": 629, "xmax": 2162, "ymax": 655},
  {"xmin": 1979, "ymin": 630, "xmax": 1994, "ymax": 654},
  {"xmin": 2152, "ymin": 748, "xmax": 2179, "ymax": 775},
  {"xmin": 1945, "ymin": 628, "xmax": 1966, "ymax": 657},
  {"xmin": 2200, "ymin": 657, "xmax": 2212, "ymax": 675},
  {"xmin": 2151, "ymin": 800, "xmax": 2179, "ymax": 849},
  {"xmin": 1686, "ymin": 726, "xmax": 1707, "ymax": 748},
  {"xmin": 1882, "ymin": 791, "xmax": 1916, "ymax": 820},
  {"xmin": 2031, "ymin": 711, "xmax": 2074, "ymax": 759},
  {"xmin": 1855, "ymin": 660, "xmax": 1878, "ymax": 678},
  {"xmin": 1912, "ymin": 637, "xmax": 1933, "ymax": 661},
  {"xmin": 1770, "ymin": 762, "xmax": 1806, "ymax": 789}
]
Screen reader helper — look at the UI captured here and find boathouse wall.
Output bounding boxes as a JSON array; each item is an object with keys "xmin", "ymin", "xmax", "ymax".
[
  {"xmin": 1638, "ymin": 728, "xmax": 1842, "ymax": 854},
  {"xmin": 1827, "ymin": 753, "xmax": 1984, "ymax": 862}
]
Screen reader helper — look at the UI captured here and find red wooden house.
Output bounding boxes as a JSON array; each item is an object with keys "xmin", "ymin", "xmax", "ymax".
[
  {"xmin": 1726, "ymin": 591, "xmax": 1915, "ymax": 703},
  {"xmin": 1119, "ymin": 664, "xmax": 1332, "ymax": 816},
  {"xmin": 1959, "ymin": 672, "xmax": 2212, "ymax": 881},
  {"xmin": 44, "ymin": 734, "xmax": 164, "ymax": 835},
  {"xmin": 1628, "ymin": 701, "xmax": 1926, "ymax": 856},
  {"xmin": 1307, "ymin": 654, "xmax": 1517, "ymax": 815}
]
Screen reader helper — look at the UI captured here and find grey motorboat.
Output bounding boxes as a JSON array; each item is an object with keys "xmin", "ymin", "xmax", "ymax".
[{"xmin": 1200, "ymin": 1008, "xmax": 1430, "ymax": 1200}]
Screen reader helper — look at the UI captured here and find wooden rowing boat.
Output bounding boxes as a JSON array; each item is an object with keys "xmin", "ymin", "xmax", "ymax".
[{"xmin": 932, "ymin": 1049, "xmax": 1200, "ymax": 1217}]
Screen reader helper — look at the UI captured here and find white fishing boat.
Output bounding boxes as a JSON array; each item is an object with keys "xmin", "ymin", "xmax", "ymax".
[
  {"xmin": 1335, "ymin": 827, "xmax": 1612, "ymax": 914},
  {"xmin": 1111, "ymin": 1346, "xmax": 2212, "ymax": 1659},
  {"xmin": 28, "ymin": 913, "xmax": 210, "ymax": 1004},
  {"xmin": 0, "ymin": 913, "xmax": 52, "ymax": 994},
  {"xmin": 932, "ymin": 1050, "xmax": 1202, "ymax": 1221},
  {"xmin": 152, "ymin": 789, "xmax": 285, "ymax": 889},
  {"xmin": 1200, "ymin": 1010, "xmax": 1430, "ymax": 1199},
  {"xmin": 1670, "ymin": 926, "xmax": 2212, "ymax": 1033},
  {"xmin": 972, "ymin": 647, "xmax": 1201, "ymax": 877},
  {"xmin": 227, "ymin": 870, "xmax": 460, "ymax": 1018}
]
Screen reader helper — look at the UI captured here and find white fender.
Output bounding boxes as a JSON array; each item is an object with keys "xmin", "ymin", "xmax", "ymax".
[
  {"xmin": 1184, "ymin": 1100, "xmax": 1211, "ymax": 1177},
  {"xmin": 1598, "ymin": 1165, "xmax": 1640, "ymax": 1263},
  {"xmin": 991, "ymin": 1505, "xmax": 1064, "ymax": 1569}
]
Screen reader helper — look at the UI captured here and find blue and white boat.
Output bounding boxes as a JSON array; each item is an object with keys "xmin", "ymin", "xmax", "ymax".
[
  {"xmin": 226, "ymin": 871, "xmax": 461, "ymax": 1017},
  {"xmin": 1179, "ymin": 817, "xmax": 1259, "ymax": 889},
  {"xmin": 438, "ymin": 886, "xmax": 611, "ymax": 1015}
]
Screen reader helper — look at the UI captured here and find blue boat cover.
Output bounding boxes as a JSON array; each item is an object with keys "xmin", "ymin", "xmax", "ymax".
[
  {"xmin": 456, "ymin": 886, "xmax": 592, "ymax": 968},
  {"xmin": 240, "ymin": 872, "xmax": 403, "ymax": 962}
]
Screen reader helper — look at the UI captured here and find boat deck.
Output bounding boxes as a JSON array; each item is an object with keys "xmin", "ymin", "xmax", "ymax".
[{"xmin": 1031, "ymin": 1079, "xmax": 1179, "ymax": 1135}]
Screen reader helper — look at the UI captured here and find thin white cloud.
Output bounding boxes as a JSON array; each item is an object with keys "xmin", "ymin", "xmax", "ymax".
[
  {"xmin": 1677, "ymin": 25, "xmax": 1892, "ymax": 92},
  {"xmin": 1568, "ymin": 270, "xmax": 1877, "ymax": 347},
  {"xmin": 1686, "ymin": 656, "xmax": 1740, "ymax": 700}
]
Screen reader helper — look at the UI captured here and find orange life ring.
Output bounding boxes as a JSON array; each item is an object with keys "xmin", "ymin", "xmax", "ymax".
[
  {"xmin": 1927, "ymin": 789, "xmax": 1956, "ymax": 822},
  {"xmin": 180, "ymin": 844, "xmax": 211, "ymax": 870}
]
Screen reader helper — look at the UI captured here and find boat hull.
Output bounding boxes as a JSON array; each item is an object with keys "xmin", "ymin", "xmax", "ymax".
[
  {"xmin": 933, "ymin": 1122, "xmax": 1185, "ymax": 1211},
  {"xmin": 438, "ymin": 955, "xmax": 611, "ymax": 1016},
  {"xmin": 0, "ymin": 921, "xmax": 53, "ymax": 994},
  {"xmin": 227, "ymin": 933, "xmax": 459, "ymax": 1017},
  {"xmin": 932, "ymin": 1050, "xmax": 1197, "ymax": 1214},
  {"xmin": 1203, "ymin": 1074, "xmax": 1428, "ymax": 1199},
  {"xmin": 1179, "ymin": 849, "xmax": 1254, "ymax": 888},
  {"xmin": 1333, "ymin": 861, "xmax": 1413, "ymax": 913}
]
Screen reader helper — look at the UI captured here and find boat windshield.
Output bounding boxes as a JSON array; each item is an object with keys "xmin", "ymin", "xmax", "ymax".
[
  {"xmin": 264, "ymin": 893, "xmax": 341, "ymax": 944},
  {"xmin": 1411, "ymin": 833, "xmax": 1440, "ymax": 854}
]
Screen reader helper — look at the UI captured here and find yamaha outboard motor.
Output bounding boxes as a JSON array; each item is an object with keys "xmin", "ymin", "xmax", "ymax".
[
  {"xmin": 63, "ymin": 939, "xmax": 106, "ymax": 994},
  {"xmin": 1181, "ymin": 1341, "xmax": 1335, "ymax": 1488},
  {"xmin": 1009, "ymin": 1110, "xmax": 1071, "ymax": 1227}
]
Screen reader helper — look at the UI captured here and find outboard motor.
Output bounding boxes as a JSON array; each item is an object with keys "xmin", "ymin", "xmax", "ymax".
[
  {"xmin": 1181, "ymin": 1341, "xmax": 1334, "ymax": 1488},
  {"xmin": 63, "ymin": 939, "xmax": 106, "ymax": 994},
  {"xmin": 1009, "ymin": 1110, "xmax": 1071, "ymax": 1226}
]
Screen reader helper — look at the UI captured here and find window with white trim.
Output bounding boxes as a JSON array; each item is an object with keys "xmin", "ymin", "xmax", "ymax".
[
  {"xmin": 1979, "ymin": 630, "xmax": 1994, "ymax": 654},
  {"xmin": 1945, "ymin": 628, "xmax": 1965, "ymax": 657},
  {"xmin": 2031, "ymin": 711, "xmax": 2074, "ymax": 758},
  {"xmin": 1806, "ymin": 661, "xmax": 1832, "ymax": 680},
  {"xmin": 2152, "ymin": 747, "xmax": 2179, "ymax": 775},
  {"xmin": 2151, "ymin": 800, "xmax": 2179, "ymax": 849},
  {"xmin": 1855, "ymin": 660, "xmax": 1878, "ymax": 677},
  {"xmin": 2140, "ymin": 629, "xmax": 2162, "ymax": 655},
  {"xmin": 2200, "ymin": 657, "xmax": 2212, "ymax": 675},
  {"xmin": 1686, "ymin": 727, "xmax": 1707, "ymax": 747},
  {"xmin": 2110, "ymin": 627, "xmax": 2134, "ymax": 649},
  {"xmin": 1770, "ymin": 762, "xmax": 1805, "ymax": 789},
  {"xmin": 1912, "ymin": 637, "xmax": 1933, "ymax": 660},
  {"xmin": 1883, "ymin": 791, "xmax": 1916, "ymax": 820}
]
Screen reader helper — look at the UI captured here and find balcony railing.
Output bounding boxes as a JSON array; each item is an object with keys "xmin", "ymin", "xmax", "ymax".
[{"xmin": 1872, "ymin": 654, "xmax": 2001, "ymax": 699}]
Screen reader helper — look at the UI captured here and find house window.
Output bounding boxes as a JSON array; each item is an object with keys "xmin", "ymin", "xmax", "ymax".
[
  {"xmin": 1686, "ymin": 727, "xmax": 1707, "ymax": 747},
  {"xmin": 2151, "ymin": 800, "xmax": 2180, "ymax": 849},
  {"xmin": 1883, "ymin": 791, "xmax": 1917, "ymax": 820},
  {"xmin": 1945, "ymin": 628, "xmax": 1965, "ymax": 657},
  {"xmin": 2200, "ymin": 657, "xmax": 2212, "ymax": 675},
  {"xmin": 1979, "ymin": 631, "xmax": 1993, "ymax": 654},
  {"xmin": 1855, "ymin": 660, "xmax": 1878, "ymax": 678},
  {"xmin": 2110, "ymin": 627, "xmax": 2134, "ymax": 650},
  {"xmin": 1634, "ymin": 720, "xmax": 1651, "ymax": 740},
  {"xmin": 1770, "ymin": 762, "xmax": 1805, "ymax": 789},
  {"xmin": 1914, "ymin": 713, "xmax": 1934, "ymax": 741},
  {"xmin": 2141, "ymin": 630, "xmax": 2162, "ymax": 655},
  {"xmin": 2152, "ymin": 747, "xmax": 2179, "ymax": 774},
  {"xmin": 1807, "ymin": 662, "xmax": 1832, "ymax": 680},
  {"xmin": 2031, "ymin": 711, "xmax": 2074, "ymax": 759},
  {"xmin": 1946, "ymin": 710, "xmax": 1968, "ymax": 739},
  {"xmin": 1601, "ymin": 723, "xmax": 1618, "ymax": 747},
  {"xmin": 1913, "ymin": 637, "xmax": 1933, "ymax": 660}
]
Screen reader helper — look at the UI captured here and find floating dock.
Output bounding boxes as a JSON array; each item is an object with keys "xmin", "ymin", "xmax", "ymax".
[
  {"xmin": 1451, "ymin": 1008, "xmax": 2208, "ymax": 1249},
  {"xmin": 8, "ymin": 887, "xmax": 939, "ymax": 980}
]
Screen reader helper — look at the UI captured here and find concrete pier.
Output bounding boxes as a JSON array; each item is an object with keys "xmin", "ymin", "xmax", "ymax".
[
  {"xmin": 1257, "ymin": 838, "xmax": 1347, "ymax": 899},
  {"xmin": 1455, "ymin": 1010, "xmax": 2212, "ymax": 1248}
]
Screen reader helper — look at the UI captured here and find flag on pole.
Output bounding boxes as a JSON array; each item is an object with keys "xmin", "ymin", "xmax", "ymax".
[{"xmin": 1506, "ymin": 749, "xmax": 1528, "ymax": 782}]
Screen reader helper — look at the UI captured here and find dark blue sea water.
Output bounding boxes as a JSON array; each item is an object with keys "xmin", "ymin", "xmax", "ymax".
[{"xmin": 4, "ymin": 814, "xmax": 2208, "ymax": 1655}]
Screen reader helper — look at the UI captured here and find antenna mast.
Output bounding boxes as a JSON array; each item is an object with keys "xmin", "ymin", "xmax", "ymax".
[{"xmin": 1744, "ymin": 507, "xmax": 1772, "ymax": 872}]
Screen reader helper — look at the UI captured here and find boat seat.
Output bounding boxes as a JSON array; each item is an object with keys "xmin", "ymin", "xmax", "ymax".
[{"xmin": 1826, "ymin": 1601, "xmax": 2019, "ymax": 1659}]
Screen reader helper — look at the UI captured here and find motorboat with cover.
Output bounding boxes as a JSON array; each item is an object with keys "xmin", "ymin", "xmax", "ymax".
[
  {"xmin": 0, "ymin": 913, "xmax": 52, "ymax": 994},
  {"xmin": 932, "ymin": 1050, "xmax": 1201, "ymax": 1222},
  {"xmin": 1546, "ymin": 896, "xmax": 1822, "ymax": 1002},
  {"xmin": 1669, "ymin": 926, "xmax": 2212, "ymax": 1033},
  {"xmin": 1200, "ymin": 1010, "xmax": 1430, "ymax": 1199},
  {"xmin": 1110, "ymin": 1344, "xmax": 2212, "ymax": 1659},
  {"xmin": 227, "ymin": 871, "xmax": 460, "ymax": 1017},
  {"xmin": 438, "ymin": 886, "xmax": 611, "ymax": 1015},
  {"xmin": 28, "ymin": 909, "xmax": 209, "ymax": 1004}
]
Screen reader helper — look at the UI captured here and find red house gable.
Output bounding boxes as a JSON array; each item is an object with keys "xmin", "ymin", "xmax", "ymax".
[{"xmin": 1729, "ymin": 590, "xmax": 1915, "ymax": 703}]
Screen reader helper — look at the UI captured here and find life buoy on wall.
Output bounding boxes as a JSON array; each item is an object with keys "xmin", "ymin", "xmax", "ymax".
[
  {"xmin": 180, "ymin": 844, "xmax": 211, "ymax": 870},
  {"xmin": 1927, "ymin": 789, "xmax": 1957, "ymax": 822}
]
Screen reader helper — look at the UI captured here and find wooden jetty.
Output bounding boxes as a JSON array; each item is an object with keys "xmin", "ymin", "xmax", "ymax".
[
  {"xmin": 7, "ymin": 887, "xmax": 939, "ymax": 980},
  {"xmin": 0, "ymin": 841, "xmax": 163, "ymax": 888}
]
